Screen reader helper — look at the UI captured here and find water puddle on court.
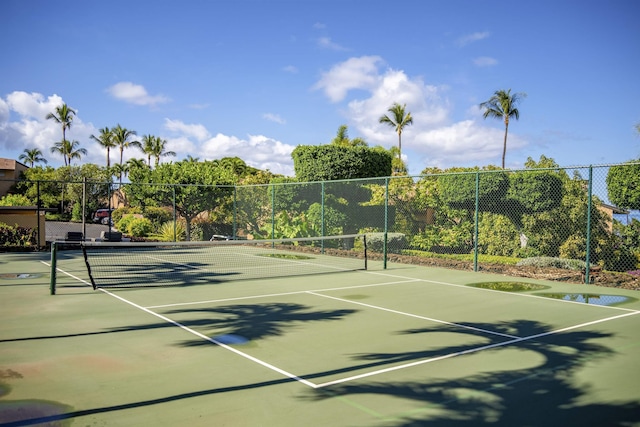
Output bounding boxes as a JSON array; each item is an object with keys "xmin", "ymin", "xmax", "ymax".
[
  {"xmin": 536, "ymin": 293, "xmax": 633, "ymax": 306},
  {"xmin": 213, "ymin": 334, "xmax": 250, "ymax": 345},
  {"xmin": 467, "ymin": 282, "xmax": 633, "ymax": 306},
  {"xmin": 0, "ymin": 273, "xmax": 41, "ymax": 279}
]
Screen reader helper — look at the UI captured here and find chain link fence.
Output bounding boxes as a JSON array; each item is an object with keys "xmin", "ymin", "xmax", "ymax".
[{"xmin": 1, "ymin": 164, "xmax": 639, "ymax": 286}]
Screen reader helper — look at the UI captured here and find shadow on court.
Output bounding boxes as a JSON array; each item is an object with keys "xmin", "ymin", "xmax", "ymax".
[
  {"xmin": 302, "ymin": 319, "xmax": 640, "ymax": 426},
  {"xmin": 165, "ymin": 302, "xmax": 359, "ymax": 345},
  {"xmin": 5, "ymin": 318, "xmax": 639, "ymax": 426}
]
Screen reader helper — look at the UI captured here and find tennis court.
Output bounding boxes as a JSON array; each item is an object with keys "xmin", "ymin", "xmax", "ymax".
[{"xmin": 1, "ymin": 239, "xmax": 640, "ymax": 426}]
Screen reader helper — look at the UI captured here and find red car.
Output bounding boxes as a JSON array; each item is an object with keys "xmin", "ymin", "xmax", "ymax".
[{"xmin": 92, "ymin": 208, "xmax": 114, "ymax": 224}]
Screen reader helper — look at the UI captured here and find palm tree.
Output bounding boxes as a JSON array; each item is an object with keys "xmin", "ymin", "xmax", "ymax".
[
  {"xmin": 50, "ymin": 139, "xmax": 87, "ymax": 166},
  {"xmin": 46, "ymin": 103, "xmax": 76, "ymax": 143},
  {"xmin": 90, "ymin": 127, "xmax": 116, "ymax": 168},
  {"xmin": 151, "ymin": 136, "xmax": 176, "ymax": 167},
  {"xmin": 379, "ymin": 103, "xmax": 413, "ymax": 163},
  {"xmin": 18, "ymin": 148, "xmax": 48, "ymax": 167},
  {"xmin": 111, "ymin": 124, "xmax": 140, "ymax": 181},
  {"xmin": 331, "ymin": 125, "xmax": 368, "ymax": 147},
  {"xmin": 479, "ymin": 89, "xmax": 526, "ymax": 169},
  {"xmin": 140, "ymin": 134, "xmax": 156, "ymax": 166}
]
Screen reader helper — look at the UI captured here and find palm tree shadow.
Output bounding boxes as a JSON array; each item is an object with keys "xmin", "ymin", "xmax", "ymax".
[
  {"xmin": 164, "ymin": 302, "xmax": 358, "ymax": 346},
  {"xmin": 303, "ymin": 319, "xmax": 640, "ymax": 426}
]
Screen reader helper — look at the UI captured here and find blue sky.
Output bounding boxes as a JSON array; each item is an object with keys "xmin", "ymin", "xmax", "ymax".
[{"xmin": 1, "ymin": 0, "xmax": 639, "ymax": 176}]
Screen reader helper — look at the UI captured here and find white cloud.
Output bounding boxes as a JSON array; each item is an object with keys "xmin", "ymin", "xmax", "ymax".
[
  {"xmin": 317, "ymin": 37, "xmax": 348, "ymax": 51},
  {"xmin": 473, "ymin": 56, "xmax": 498, "ymax": 67},
  {"xmin": 313, "ymin": 56, "xmax": 383, "ymax": 102},
  {"xmin": 106, "ymin": 82, "xmax": 170, "ymax": 106},
  {"xmin": 0, "ymin": 91, "xmax": 108, "ymax": 166},
  {"xmin": 199, "ymin": 133, "xmax": 295, "ymax": 175},
  {"xmin": 164, "ymin": 119, "xmax": 210, "ymax": 141},
  {"xmin": 313, "ymin": 56, "xmax": 528, "ymax": 172},
  {"xmin": 263, "ymin": 113, "xmax": 286, "ymax": 124},
  {"xmin": 283, "ymin": 65, "xmax": 298, "ymax": 74},
  {"xmin": 456, "ymin": 31, "xmax": 490, "ymax": 47}
]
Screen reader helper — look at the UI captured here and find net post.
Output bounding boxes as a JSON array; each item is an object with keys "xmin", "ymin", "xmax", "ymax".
[
  {"xmin": 363, "ymin": 234, "xmax": 368, "ymax": 270},
  {"xmin": 50, "ymin": 241, "xmax": 57, "ymax": 295}
]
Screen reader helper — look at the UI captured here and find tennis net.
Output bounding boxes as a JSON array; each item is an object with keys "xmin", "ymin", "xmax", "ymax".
[{"xmin": 73, "ymin": 234, "xmax": 367, "ymax": 289}]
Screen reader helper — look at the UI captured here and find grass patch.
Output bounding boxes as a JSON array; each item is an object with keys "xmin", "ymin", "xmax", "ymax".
[
  {"xmin": 467, "ymin": 282, "xmax": 549, "ymax": 292},
  {"xmin": 259, "ymin": 254, "xmax": 313, "ymax": 260},
  {"xmin": 402, "ymin": 249, "xmax": 520, "ymax": 265},
  {"xmin": 516, "ymin": 257, "xmax": 585, "ymax": 270}
]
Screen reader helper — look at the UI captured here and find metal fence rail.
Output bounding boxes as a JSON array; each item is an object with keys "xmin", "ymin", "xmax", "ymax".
[{"xmin": 1, "ymin": 164, "xmax": 639, "ymax": 285}]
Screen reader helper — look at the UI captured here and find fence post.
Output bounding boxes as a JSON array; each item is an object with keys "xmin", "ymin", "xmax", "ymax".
[
  {"xmin": 36, "ymin": 180, "xmax": 41, "ymax": 249},
  {"xmin": 172, "ymin": 186, "xmax": 177, "ymax": 241},
  {"xmin": 585, "ymin": 165, "xmax": 594, "ymax": 284},
  {"xmin": 474, "ymin": 171, "xmax": 480, "ymax": 272},
  {"xmin": 50, "ymin": 241, "xmax": 57, "ymax": 295},
  {"xmin": 383, "ymin": 177, "xmax": 389, "ymax": 270},
  {"xmin": 233, "ymin": 186, "xmax": 237, "ymax": 239},
  {"xmin": 82, "ymin": 177, "xmax": 86, "ymax": 240},
  {"xmin": 321, "ymin": 181, "xmax": 325, "ymax": 238},
  {"xmin": 271, "ymin": 183, "xmax": 275, "ymax": 240}
]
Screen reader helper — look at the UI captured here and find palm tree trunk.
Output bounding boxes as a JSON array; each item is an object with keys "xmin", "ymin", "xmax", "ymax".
[{"xmin": 502, "ymin": 121, "xmax": 509, "ymax": 169}]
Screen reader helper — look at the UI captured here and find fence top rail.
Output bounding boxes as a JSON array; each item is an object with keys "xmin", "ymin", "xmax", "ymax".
[{"xmin": 1, "ymin": 162, "xmax": 638, "ymax": 188}]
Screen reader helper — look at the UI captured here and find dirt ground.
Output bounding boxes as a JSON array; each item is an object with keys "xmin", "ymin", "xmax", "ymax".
[{"xmin": 382, "ymin": 254, "xmax": 640, "ymax": 291}]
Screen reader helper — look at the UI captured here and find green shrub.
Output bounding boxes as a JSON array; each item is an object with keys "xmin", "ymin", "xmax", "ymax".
[
  {"xmin": 0, "ymin": 222, "xmax": 36, "ymax": 246},
  {"xmin": 151, "ymin": 221, "xmax": 186, "ymax": 241},
  {"xmin": 516, "ymin": 256, "xmax": 585, "ymax": 270},
  {"xmin": 116, "ymin": 214, "xmax": 136, "ymax": 234},
  {"xmin": 126, "ymin": 217, "xmax": 153, "ymax": 237},
  {"xmin": 112, "ymin": 207, "xmax": 142, "ymax": 225},
  {"xmin": 143, "ymin": 206, "xmax": 173, "ymax": 228},
  {"xmin": 366, "ymin": 232, "xmax": 407, "ymax": 254}
]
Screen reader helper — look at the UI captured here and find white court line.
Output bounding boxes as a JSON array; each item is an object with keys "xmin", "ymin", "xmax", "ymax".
[
  {"xmin": 313, "ymin": 310, "xmax": 640, "ymax": 388},
  {"xmin": 365, "ymin": 270, "xmax": 640, "ymax": 313},
  {"xmin": 42, "ymin": 261, "xmax": 318, "ymax": 388},
  {"xmin": 306, "ymin": 291, "xmax": 520, "ymax": 339},
  {"xmin": 44, "ymin": 260, "xmax": 640, "ymax": 391},
  {"xmin": 146, "ymin": 278, "xmax": 420, "ymax": 309}
]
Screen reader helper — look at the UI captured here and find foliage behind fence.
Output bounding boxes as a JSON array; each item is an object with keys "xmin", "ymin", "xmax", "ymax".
[{"xmin": 2, "ymin": 164, "xmax": 639, "ymax": 284}]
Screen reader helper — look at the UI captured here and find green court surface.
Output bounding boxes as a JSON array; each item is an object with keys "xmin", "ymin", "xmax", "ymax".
[{"xmin": 1, "ymin": 250, "xmax": 640, "ymax": 426}]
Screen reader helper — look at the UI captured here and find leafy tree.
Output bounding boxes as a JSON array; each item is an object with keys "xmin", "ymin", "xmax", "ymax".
[
  {"xmin": 0, "ymin": 194, "xmax": 32, "ymax": 206},
  {"xmin": 479, "ymin": 89, "xmax": 526, "ymax": 168},
  {"xmin": 606, "ymin": 160, "xmax": 640, "ymax": 209},
  {"xmin": 12, "ymin": 166, "xmax": 60, "ymax": 209},
  {"xmin": 18, "ymin": 148, "xmax": 48, "ymax": 167},
  {"xmin": 331, "ymin": 125, "xmax": 367, "ymax": 147},
  {"xmin": 128, "ymin": 160, "xmax": 235, "ymax": 240},
  {"xmin": 438, "ymin": 161, "xmax": 563, "ymax": 250},
  {"xmin": 90, "ymin": 127, "xmax": 116, "ymax": 168},
  {"xmin": 46, "ymin": 103, "xmax": 76, "ymax": 145},
  {"xmin": 50, "ymin": 139, "xmax": 87, "ymax": 166},
  {"xmin": 292, "ymin": 145, "xmax": 392, "ymax": 181},
  {"xmin": 379, "ymin": 103, "xmax": 413, "ymax": 163}
]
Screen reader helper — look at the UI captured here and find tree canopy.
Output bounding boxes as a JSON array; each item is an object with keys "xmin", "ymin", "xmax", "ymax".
[
  {"xmin": 292, "ymin": 145, "xmax": 392, "ymax": 182},
  {"xmin": 606, "ymin": 160, "xmax": 640, "ymax": 209}
]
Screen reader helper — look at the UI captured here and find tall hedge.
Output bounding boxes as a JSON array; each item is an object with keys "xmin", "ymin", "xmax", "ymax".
[{"xmin": 292, "ymin": 145, "xmax": 392, "ymax": 182}]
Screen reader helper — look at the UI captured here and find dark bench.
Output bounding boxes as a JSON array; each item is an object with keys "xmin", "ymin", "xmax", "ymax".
[
  {"xmin": 64, "ymin": 231, "xmax": 84, "ymax": 242},
  {"xmin": 100, "ymin": 231, "xmax": 122, "ymax": 242}
]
